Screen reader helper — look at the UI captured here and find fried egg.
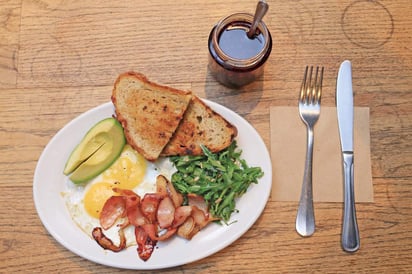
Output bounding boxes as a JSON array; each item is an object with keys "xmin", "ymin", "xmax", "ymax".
[{"xmin": 62, "ymin": 144, "xmax": 175, "ymax": 247}]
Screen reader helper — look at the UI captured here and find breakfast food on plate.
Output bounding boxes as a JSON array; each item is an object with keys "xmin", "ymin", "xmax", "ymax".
[
  {"xmin": 63, "ymin": 117, "xmax": 126, "ymax": 184},
  {"xmin": 112, "ymin": 72, "xmax": 192, "ymax": 161},
  {"xmin": 64, "ymin": 140, "xmax": 214, "ymax": 261},
  {"xmin": 112, "ymin": 71, "xmax": 238, "ymax": 160},
  {"xmin": 62, "ymin": 144, "xmax": 162, "ymax": 249},
  {"xmin": 161, "ymin": 96, "xmax": 237, "ymax": 156},
  {"xmin": 91, "ymin": 175, "xmax": 215, "ymax": 261},
  {"xmin": 62, "ymin": 72, "xmax": 263, "ymax": 262},
  {"xmin": 170, "ymin": 141, "xmax": 264, "ymax": 223}
]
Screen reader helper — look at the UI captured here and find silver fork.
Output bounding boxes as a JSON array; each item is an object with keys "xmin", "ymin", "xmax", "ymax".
[{"xmin": 296, "ymin": 65, "xmax": 324, "ymax": 237}]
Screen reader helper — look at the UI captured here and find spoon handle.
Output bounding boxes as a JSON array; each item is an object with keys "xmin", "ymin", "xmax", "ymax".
[{"xmin": 247, "ymin": 0, "xmax": 269, "ymax": 38}]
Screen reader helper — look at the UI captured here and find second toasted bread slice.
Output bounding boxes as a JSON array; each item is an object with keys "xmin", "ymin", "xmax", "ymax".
[
  {"xmin": 112, "ymin": 72, "xmax": 192, "ymax": 161},
  {"xmin": 161, "ymin": 96, "xmax": 238, "ymax": 156}
]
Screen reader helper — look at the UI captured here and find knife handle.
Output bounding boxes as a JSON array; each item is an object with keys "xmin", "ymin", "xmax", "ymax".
[{"xmin": 341, "ymin": 152, "xmax": 360, "ymax": 252}]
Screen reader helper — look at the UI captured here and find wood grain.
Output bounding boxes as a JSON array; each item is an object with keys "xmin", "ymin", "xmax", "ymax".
[
  {"xmin": 0, "ymin": 0, "xmax": 20, "ymax": 87},
  {"xmin": 0, "ymin": 0, "xmax": 411, "ymax": 273}
]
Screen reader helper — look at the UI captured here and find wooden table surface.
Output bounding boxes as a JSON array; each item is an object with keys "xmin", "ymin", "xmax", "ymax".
[{"xmin": 1, "ymin": 0, "xmax": 411, "ymax": 273}]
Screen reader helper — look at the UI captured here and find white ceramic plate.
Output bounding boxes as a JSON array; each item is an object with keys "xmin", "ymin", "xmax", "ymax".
[{"xmin": 33, "ymin": 100, "xmax": 272, "ymax": 270}]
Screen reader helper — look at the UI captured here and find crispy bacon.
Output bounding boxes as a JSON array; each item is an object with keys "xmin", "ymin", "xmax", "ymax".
[
  {"xmin": 191, "ymin": 206, "xmax": 209, "ymax": 229},
  {"xmin": 142, "ymin": 223, "xmax": 177, "ymax": 241},
  {"xmin": 141, "ymin": 193, "xmax": 163, "ymax": 223},
  {"xmin": 99, "ymin": 196, "xmax": 126, "ymax": 230},
  {"xmin": 135, "ymin": 226, "xmax": 157, "ymax": 261},
  {"xmin": 174, "ymin": 206, "xmax": 214, "ymax": 240},
  {"xmin": 155, "ymin": 175, "xmax": 168, "ymax": 197},
  {"xmin": 172, "ymin": 205, "xmax": 193, "ymax": 228},
  {"xmin": 157, "ymin": 196, "xmax": 175, "ymax": 229},
  {"xmin": 188, "ymin": 193, "xmax": 209, "ymax": 217},
  {"xmin": 177, "ymin": 216, "xmax": 198, "ymax": 240},
  {"xmin": 127, "ymin": 203, "xmax": 148, "ymax": 227},
  {"xmin": 165, "ymin": 178, "xmax": 184, "ymax": 208},
  {"xmin": 125, "ymin": 193, "xmax": 141, "ymax": 208},
  {"xmin": 113, "ymin": 187, "xmax": 140, "ymax": 209},
  {"xmin": 156, "ymin": 175, "xmax": 183, "ymax": 207},
  {"xmin": 93, "ymin": 176, "xmax": 216, "ymax": 261},
  {"xmin": 92, "ymin": 227, "xmax": 126, "ymax": 252},
  {"xmin": 156, "ymin": 227, "xmax": 177, "ymax": 241}
]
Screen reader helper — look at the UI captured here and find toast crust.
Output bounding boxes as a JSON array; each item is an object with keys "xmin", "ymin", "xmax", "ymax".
[
  {"xmin": 161, "ymin": 96, "xmax": 238, "ymax": 156},
  {"xmin": 112, "ymin": 72, "xmax": 192, "ymax": 161}
]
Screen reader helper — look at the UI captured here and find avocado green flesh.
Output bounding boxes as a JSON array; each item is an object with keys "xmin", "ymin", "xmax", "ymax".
[
  {"xmin": 63, "ymin": 117, "xmax": 126, "ymax": 184},
  {"xmin": 63, "ymin": 139, "xmax": 104, "ymax": 175}
]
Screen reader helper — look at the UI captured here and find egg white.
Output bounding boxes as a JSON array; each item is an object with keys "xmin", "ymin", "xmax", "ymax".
[{"xmin": 62, "ymin": 145, "xmax": 176, "ymax": 247}]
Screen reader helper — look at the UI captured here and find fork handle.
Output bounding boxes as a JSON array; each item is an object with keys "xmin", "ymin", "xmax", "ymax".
[
  {"xmin": 341, "ymin": 152, "xmax": 360, "ymax": 252},
  {"xmin": 296, "ymin": 126, "xmax": 315, "ymax": 237}
]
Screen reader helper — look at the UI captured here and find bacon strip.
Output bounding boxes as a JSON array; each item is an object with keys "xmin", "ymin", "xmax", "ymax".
[
  {"xmin": 141, "ymin": 193, "xmax": 162, "ymax": 223},
  {"xmin": 191, "ymin": 206, "xmax": 209, "ymax": 229},
  {"xmin": 113, "ymin": 187, "xmax": 140, "ymax": 209},
  {"xmin": 142, "ymin": 223, "xmax": 177, "ymax": 241},
  {"xmin": 156, "ymin": 175, "xmax": 183, "ymax": 207},
  {"xmin": 177, "ymin": 216, "xmax": 197, "ymax": 240},
  {"xmin": 135, "ymin": 226, "xmax": 157, "ymax": 261},
  {"xmin": 188, "ymin": 193, "xmax": 209, "ymax": 216},
  {"xmin": 92, "ymin": 227, "xmax": 126, "ymax": 252},
  {"xmin": 99, "ymin": 196, "xmax": 126, "ymax": 230},
  {"xmin": 173, "ymin": 205, "xmax": 193, "ymax": 228},
  {"xmin": 157, "ymin": 196, "xmax": 175, "ymax": 229},
  {"xmin": 93, "ymin": 176, "xmax": 217, "ymax": 261},
  {"xmin": 165, "ymin": 177, "xmax": 184, "ymax": 208}
]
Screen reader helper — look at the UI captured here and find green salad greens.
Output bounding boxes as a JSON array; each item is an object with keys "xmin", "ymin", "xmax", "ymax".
[{"xmin": 170, "ymin": 141, "xmax": 264, "ymax": 224}]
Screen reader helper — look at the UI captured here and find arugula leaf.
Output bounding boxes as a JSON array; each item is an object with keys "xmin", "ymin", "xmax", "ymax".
[{"xmin": 170, "ymin": 141, "xmax": 264, "ymax": 224}]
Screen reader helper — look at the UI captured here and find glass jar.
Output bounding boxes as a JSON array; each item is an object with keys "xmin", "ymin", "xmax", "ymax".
[{"xmin": 208, "ymin": 13, "xmax": 272, "ymax": 88}]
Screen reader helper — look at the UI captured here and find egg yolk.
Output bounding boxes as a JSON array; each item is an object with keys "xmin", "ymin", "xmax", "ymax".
[
  {"xmin": 102, "ymin": 145, "xmax": 147, "ymax": 190},
  {"xmin": 84, "ymin": 182, "xmax": 116, "ymax": 219},
  {"xmin": 83, "ymin": 145, "xmax": 147, "ymax": 219}
]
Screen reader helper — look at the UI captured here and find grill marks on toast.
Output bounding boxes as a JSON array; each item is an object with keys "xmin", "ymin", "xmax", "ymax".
[
  {"xmin": 112, "ymin": 72, "xmax": 237, "ymax": 161},
  {"xmin": 161, "ymin": 96, "xmax": 237, "ymax": 156},
  {"xmin": 112, "ymin": 72, "xmax": 192, "ymax": 161}
]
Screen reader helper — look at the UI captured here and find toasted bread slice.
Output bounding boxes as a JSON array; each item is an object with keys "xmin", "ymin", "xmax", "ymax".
[
  {"xmin": 112, "ymin": 72, "xmax": 192, "ymax": 161},
  {"xmin": 161, "ymin": 96, "xmax": 238, "ymax": 156}
]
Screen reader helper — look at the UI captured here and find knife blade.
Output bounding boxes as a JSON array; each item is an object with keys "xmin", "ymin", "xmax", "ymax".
[{"xmin": 336, "ymin": 60, "xmax": 360, "ymax": 252}]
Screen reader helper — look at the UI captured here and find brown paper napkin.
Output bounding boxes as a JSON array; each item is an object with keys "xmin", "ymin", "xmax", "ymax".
[{"xmin": 270, "ymin": 106, "xmax": 373, "ymax": 202}]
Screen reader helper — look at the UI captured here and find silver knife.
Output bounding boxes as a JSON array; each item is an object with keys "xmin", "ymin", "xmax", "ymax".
[{"xmin": 336, "ymin": 60, "xmax": 360, "ymax": 252}]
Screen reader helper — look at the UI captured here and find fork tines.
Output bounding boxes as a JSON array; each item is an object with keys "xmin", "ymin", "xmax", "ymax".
[{"xmin": 300, "ymin": 66, "xmax": 324, "ymax": 104}]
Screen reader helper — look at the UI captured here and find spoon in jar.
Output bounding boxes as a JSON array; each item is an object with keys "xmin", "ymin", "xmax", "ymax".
[{"xmin": 247, "ymin": 0, "xmax": 269, "ymax": 39}]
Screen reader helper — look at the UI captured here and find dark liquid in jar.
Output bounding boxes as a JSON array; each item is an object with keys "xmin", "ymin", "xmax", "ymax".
[
  {"xmin": 208, "ymin": 16, "xmax": 272, "ymax": 87},
  {"xmin": 218, "ymin": 22, "xmax": 265, "ymax": 60}
]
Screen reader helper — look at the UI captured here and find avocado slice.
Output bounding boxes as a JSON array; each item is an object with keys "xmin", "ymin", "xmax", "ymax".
[{"xmin": 63, "ymin": 117, "xmax": 126, "ymax": 184}]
